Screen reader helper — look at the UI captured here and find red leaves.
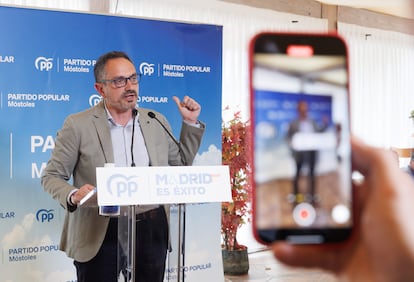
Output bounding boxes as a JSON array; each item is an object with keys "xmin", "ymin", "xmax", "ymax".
[{"xmin": 221, "ymin": 110, "xmax": 252, "ymax": 251}]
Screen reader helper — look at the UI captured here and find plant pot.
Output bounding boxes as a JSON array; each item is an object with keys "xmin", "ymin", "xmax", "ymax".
[{"xmin": 222, "ymin": 248, "xmax": 249, "ymax": 275}]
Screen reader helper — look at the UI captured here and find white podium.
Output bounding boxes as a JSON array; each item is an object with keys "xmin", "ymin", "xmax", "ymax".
[{"xmin": 96, "ymin": 165, "xmax": 231, "ymax": 282}]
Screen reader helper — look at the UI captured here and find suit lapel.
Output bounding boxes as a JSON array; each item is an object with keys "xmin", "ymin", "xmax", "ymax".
[{"xmin": 92, "ymin": 102, "xmax": 114, "ymax": 163}]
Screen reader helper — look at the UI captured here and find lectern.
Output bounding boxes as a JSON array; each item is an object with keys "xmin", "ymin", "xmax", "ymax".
[{"xmin": 96, "ymin": 165, "xmax": 231, "ymax": 282}]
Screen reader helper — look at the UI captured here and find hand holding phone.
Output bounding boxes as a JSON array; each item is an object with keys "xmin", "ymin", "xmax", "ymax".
[{"xmin": 249, "ymin": 32, "xmax": 352, "ymax": 244}]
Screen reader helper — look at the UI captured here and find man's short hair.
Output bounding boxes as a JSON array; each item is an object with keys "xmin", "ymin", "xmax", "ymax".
[{"xmin": 93, "ymin": 51, "xmax": 133, "ymax": 82}]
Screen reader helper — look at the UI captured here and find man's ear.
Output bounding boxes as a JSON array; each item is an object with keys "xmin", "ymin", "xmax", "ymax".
[{"xmin": 94, "ymin": 82, "xmax": 105, "ymax": 98}]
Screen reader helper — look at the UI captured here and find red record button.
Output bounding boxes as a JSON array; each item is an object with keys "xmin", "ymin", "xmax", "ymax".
[{"xmin": 293, "ymin": 202, "xmax": 316, "ymax": 227}]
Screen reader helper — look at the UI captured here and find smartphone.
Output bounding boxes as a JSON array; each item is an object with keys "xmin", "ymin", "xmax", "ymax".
[{"xmin": 249, "ymin": 32, "xmax": 352, "ymax": 244}]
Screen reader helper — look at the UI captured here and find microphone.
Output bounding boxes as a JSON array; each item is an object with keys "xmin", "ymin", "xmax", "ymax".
[
  {"xmin": 131, "ymin": 108, "xmax": 138, "ymax": 167},
  {"xmin": 147, "ymin": 111, "xmax": 187, "ymax": 165}
]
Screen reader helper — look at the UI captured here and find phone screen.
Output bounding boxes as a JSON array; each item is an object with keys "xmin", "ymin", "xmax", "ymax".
[{"xmin": 250, "ymin": 33, "xmax": 352, "ymax": 244}]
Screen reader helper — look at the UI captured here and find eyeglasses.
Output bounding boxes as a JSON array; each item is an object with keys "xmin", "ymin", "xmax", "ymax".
[{"xmin": 100, "ymin": 73, "xmax": 141, "ymax": 88}]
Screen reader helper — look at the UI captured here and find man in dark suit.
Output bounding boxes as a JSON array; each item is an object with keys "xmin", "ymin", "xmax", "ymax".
[{"xmin": 41, "ymin": 51, "xmax": 205, "ymax": 281}]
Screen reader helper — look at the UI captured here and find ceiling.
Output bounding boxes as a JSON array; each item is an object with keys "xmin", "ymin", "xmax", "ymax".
[
  {"xmin": 252, "ymin": 0, "xmax": 413, "ymax": 87},
  {"xmin": 315, "ymin": 0, "xmax": 413, "ymax": 20},
  {"xmin": 255, "ymin": 53, "xmax": 347, "ymax": 87}
]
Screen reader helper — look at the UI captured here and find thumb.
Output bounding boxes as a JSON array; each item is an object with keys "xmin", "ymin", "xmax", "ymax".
[{"xmin": 172, "ymin": 96, "xmax": 181, "ymax": 107}]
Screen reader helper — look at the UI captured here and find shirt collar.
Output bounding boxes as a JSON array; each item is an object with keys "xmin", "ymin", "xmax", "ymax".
[{"xmin": 103, "ymin": 101, "xmax": 138, "ymax": 126}]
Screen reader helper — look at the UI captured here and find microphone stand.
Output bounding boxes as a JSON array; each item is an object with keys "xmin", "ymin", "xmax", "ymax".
[
  {"xmin": 127, "ymin": 109, "xmax": 137, "ymax": 282},
  {"xmin": 177, "ymin": 152, "xmax": 187, "ymax": 282},
  {"xmin": 127, "ymin": 205, "xmax": 136, "ymax": 282},
  {"xmin": 177, "ymin": 203, "xmax": 186, "ymax": 282},
  {"xmin": 148, "ymin": 111, "xmax": 187, "ymax": 282}
]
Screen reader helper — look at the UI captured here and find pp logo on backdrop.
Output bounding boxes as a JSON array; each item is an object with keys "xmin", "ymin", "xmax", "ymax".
[
  {"xmin": 107, "ymin": 174, "xmax": 139, "ymax": 197},
  {"xmin": 36, "ymin": 209, "xmax": 54, "ymax": 222},
  {"xmin": 139, "ymin": 62, "xmax": 155, "ymax": 76},
  {"xmin": 35, "ymin": 56, "xmax": 53, "ymax": 71},
  {"xmin": 89, "ymin": 94, "xmax": 102, "ymax": 107}
]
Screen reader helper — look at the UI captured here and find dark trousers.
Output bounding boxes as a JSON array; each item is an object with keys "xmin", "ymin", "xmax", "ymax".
[
  {"xmin": 74, "ymin": 206, "xmax": 168, "ymax": 282},
  {"xmin": 293, "ymin": 150, "xmax": 317, "ymax": 196}
]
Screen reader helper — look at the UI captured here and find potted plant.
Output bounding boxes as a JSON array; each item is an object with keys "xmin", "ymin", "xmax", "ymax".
[{"xmin": 221, "ymin": 108, "xmax": 252, "ymax": 275}]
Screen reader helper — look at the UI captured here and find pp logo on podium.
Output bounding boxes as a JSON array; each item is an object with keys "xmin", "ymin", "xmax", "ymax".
[{"xmin": 106, "ymin": 174, "xmax": 139, "ymax": 197}]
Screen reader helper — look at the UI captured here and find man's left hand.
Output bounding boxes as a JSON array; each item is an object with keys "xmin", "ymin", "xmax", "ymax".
[{"xmin": 172, "ymin": 95, "xmax": 201, "ymax": 124}]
